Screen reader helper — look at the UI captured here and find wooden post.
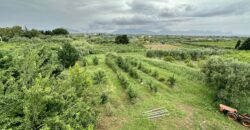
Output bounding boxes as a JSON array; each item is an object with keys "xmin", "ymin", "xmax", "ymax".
[{"xmin": 0, "ymin": 36, "xmax": 2, "ymax": 42}]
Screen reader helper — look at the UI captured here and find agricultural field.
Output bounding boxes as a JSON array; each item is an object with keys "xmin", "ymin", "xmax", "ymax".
[{"xmin": 0, "ymin": 32, "xmax": 249, "ymax": 130}]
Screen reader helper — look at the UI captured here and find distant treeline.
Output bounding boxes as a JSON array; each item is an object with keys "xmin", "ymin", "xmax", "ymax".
[{"xmin": 0, "ymin": 26, "xmax": 69, "ymax": 42}]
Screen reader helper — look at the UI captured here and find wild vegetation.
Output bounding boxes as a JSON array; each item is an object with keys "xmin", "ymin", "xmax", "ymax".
[{"xmin": 0, "ymin": 28, "xmax": 249, "ymax": 130}]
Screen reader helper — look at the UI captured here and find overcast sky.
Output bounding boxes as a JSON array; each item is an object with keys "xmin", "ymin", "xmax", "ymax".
[{"xmin": 0, "ymin": 0, "xmax": 250, "ymax": 35}]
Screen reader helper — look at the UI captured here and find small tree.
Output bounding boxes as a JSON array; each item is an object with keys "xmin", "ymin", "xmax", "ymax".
[
  {"xmin": 239, "ymin": 38, "xmax": 250, "ymax": 50},
  {"xmin": 168, "ymin": 75, "xmax": 176, "ymax": 88},
  {"xmin": 52, "ymin": 28, "xmax": 69, "ymax": 35},
  {"xmin": 93, "ymin": 56, "xmax": 99, "ymax": 65},
  {"xmin": 58, "ymin": 43, "xmax": 79, "ymax": 68},
  {"xmin": 235, "ymin": 40, "xmax": 241, "ymax": 49},
  {"xmin": 115, "ymin": 35, "xmax": 129, "ymax": 44}
]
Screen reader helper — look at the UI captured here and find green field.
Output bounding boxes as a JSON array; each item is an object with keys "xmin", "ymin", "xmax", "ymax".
[{"xmin": 0, "ymin": 34, "xmax": 249, "ymax": 130}]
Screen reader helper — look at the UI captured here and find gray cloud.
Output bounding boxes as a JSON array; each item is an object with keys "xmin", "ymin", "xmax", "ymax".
[{"xmin": 0, "ymin": 0, "xmax": 250, "ymax": 35}]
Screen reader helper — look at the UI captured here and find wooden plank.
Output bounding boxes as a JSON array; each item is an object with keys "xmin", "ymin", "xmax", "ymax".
[{"xmin": 143, "ymin": 107, "xmax": 165, "ymax": 114}]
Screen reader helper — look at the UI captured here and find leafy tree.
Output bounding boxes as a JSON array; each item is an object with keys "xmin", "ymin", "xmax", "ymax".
[
  {"xmin": 58, "ymin": 43, "xmax": 79, "ymax": 68},
  {"xmin": 52, "ymin": 28, "xmax": 69, "ymax": 35},
  {"xmin": 22, "ymin": 29, "xmax": 41, "ymax": 38},
  {"xmin": 239, "ymin": 38, "xmax": 250, "ymax": 50},
  {"xmin": 45, "ymin": 30, "xmax": 53, "ymax": 35},
  {"xmin": 235, "ymin": 40, "xmax": 241, "ymax": 49},
  {"xmin": 202, "ymin": 57, "xmax": 250, "ymax": 113},
  {"xmin": 115, "ymin": 35, "xmax": 129, "ymax": 44}
]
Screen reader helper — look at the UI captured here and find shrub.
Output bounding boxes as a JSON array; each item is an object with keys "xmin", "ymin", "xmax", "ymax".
[
  {"xmin": 92, "ymin": 70, "xmax": 106, "ymax": 85},
  {"xmin": 152, "ymin": 71, "xmax": 159, "ymax": 79},
  {"xmin": 235, "ymin": 40, "xmax": 241, "ymax": 49},
  {"xmin": 115, "ymin": 35, "xmax": 129, "ymax": 44},
  {"xmin": 100, "ymin": 93, "xmax": 108, "ymax": 104},
  {"xmin": 58, "ymin": 43, "xmax": 79, "ymax": 68},
  {"xmin": 146, "ymin": 48, "xmax": 224, "ymax": 61},
  {"xmin": 81, "ymin": 58, "xmax": 88, "ymax": 66},
  {"xmin": 127, "ymin": 87, "xmax": 137, "ymax": 100},
  {"xmin": 168, "ymin": 75, "xmax": 176, "ymax": 88},
  {"xmin": 158, "ymin": 77, "xmax": 165, "ymax": 82},
  {"xmin": 147, "ymin": 81, "xmax": 157, "ymax": 93},
  {"xmin": 117, "ymin": 73, "xmax": 130, "ymax": 89},
  {"xmin": 128, "ymin": 68, "xmax": 139, "ymax": 79},
  {"xmin": 164, "ymin": 56, "xmax": 175, "ymax": 62},
  {"xmin": 93, "ymin": 56, "xmax": 99, "ymax": 65},
  {"xmin": 239, "ymin": 38, "xmax": 250, "ymax": 50},
  {"xmin": 52, "ymin": 28, "xmax": 69, "ymax": 35},
  {"xmin": 202, "ymin": 57, "xmax": 250, "ymax": 112}
]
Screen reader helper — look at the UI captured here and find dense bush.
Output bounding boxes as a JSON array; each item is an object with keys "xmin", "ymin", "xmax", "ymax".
[
  {"xmin": 147, "ymin": 81, "xmax": 157, "ymax": 93},
  {"xmin": 168, "ymin": 75, "xmax": 176, "ymax": 88},
  {"xmin": 105, "ymin": 54, "xmax": 137, "ymax": 102},
  {"xmin": 115, "ymin": 35, "xmax": 129, "ymax": 44},
  {"xmin": 202, "ymin": 57, "xmax": 250, "ymax": 112},
  {"xmin": 92, "ymin": 70, "xmax": 106, "ymax": 85},
  {"xmin": 164, "ymin": 56, "xmax": 175, "ymax": 62},
  {"xmin": 146, "ymin": 48, "xmax": 224, "ymax": 60},
  {"xmin": 58, "ymin": 43, "xmax": 79, "ymax": 68},
  {"xmin": 152, "ymin": 71, "xmax": 159, "ymax": 79},
  {"xmin": 93, "ymin": 56, "xmax": 99, "ymax": 65},
  {"xmin": 127, "ymin": 87, "xmax": 137, "ymax": 101},
  {"xmin": 235, "ymin": 40, "xmax": 241, "ymax": 49},
  {"xmin": 0, "ymin": 45, "xmax": 97, "ymax": 129},
  {"xmin": 81, "ymin": 58, "xmax": 88, "ymax": 66},
  {"xmin": 238, "ymin": 38, "xmax": 250, "ymax": 50},
  {"xmin": 100, "ymin": 93, "xmax": 108, "ymax": 104},
  {"xmin": 52, "ymin": 28, "xmax": 69, "ymax": 35}
]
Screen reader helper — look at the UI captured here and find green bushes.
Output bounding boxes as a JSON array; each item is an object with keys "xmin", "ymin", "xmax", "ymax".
[
  {"xmin": 238, "ymin": 38, "xmax": 250, "ymax": 50},
  {"xmin": 164, "ymin": 56, "xmax": 175, "ymax": 62},
  {"xmin": 81, "ymin": 58, "xmax": 88, "ymax": 66},
  {"xmin": 115, "ymin": 35, "xmax": 129, "ymax": 44},
  {"xmin": 0, "ymin": 44, "xmax": 97, "ymax": 129},
  {"xmin": 100, "ymin": 93, "xmax": 108, "ymax": 104},
  {"xmin": 92, "ymin": 56, "xmax": 99, "ymax": 65},
  {"xmin": 105, "ymin": 54, "xmax": 137, "ymax": 101},
  {"xmin": 202, "ymin": 57, "xmax": 250, "ymax": 112},
  {"xmin": 147, "ymin": 81, "xmax": 157, "ymax": 93},
  {"xmin": 127, "ymin": 87, "xmax": 137, "ymax": 101},
  {"xmin": 92, "ymin": 70, "xmax": 106, "ymax": 85},
  {"xmin": 146, "ymin": 48, "xmax": 224, "ymax": 60},
  {"xmin": 58, "ymin": 43, "xmax": 79, "ymax": 68},
  {"xmin": 167, "ymin": 75, "xmax": 176, "ymax": 88}
]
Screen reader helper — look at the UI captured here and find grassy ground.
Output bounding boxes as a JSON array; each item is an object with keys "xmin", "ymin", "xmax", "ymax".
[
  {"xmin": 80, "ymin": 51, "xmax": 246, "ymax": 130},
  {"xmin": 1, "ymin": 37, "xmax": 247, "ymax": 130}
]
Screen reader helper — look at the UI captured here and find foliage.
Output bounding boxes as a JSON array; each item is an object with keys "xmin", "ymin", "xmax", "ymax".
[
  {"xmin": 152, "ymin": 71, "xmax": 159, "ymax": 79},
  {"xmin": 164, "ymin": 56, "xmax": 175, "ymax": 62},
  {"xmin": 146, "ymin": 48, "xmax": 225, "ymax": 60},
  {"xmin": 147, "ymin": 81, "xmax": 157, "ymax": 93},
  {"xmin": 52, "ymin": 28, "xmax": 69, "ymax": 35},
  {"xmin": 92, "ymin": 56, "xmax": 99, "ymax": 65},
  {"xmin": 81, "ymin": 58, "xmax": 88, "ymax": 66},
  {"xmin": 115, "ymin": 35, "xmax": 129, "ymax": 44},
  {"xmin": 58, "ymin": 43, "xmax": 79, "ymax": 68},
  {"xmin": 100, "ymin": 92, "xmax": 108, "ymax": 104},
  {"xmin": 92, "ymin": 70, "xmax": 106, "ymax": 85},
  {"xmin": 127, "ymin": 87, "xmax": 137, "ymax": 101},
  {"xmin": 235, "ymin": 40, "xmax": 241, "ymax": 49},
  {"xmin": 202, "ymin": 57, "xmax": 250, "ymax": 112},
  {"xmin": 0, "ymin": 44, "xmax": 97, "ymax": 129},
  {"xmin": 22, "ymin": 29, "xmax": 41, "ymax": 38},
  {"xmin": 238, "ymin": 38, "xmax": 250, "ymax": 50},
  {"xmin": 168, "ymin": 75, "xmax": 176, "ymax": 88}
]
